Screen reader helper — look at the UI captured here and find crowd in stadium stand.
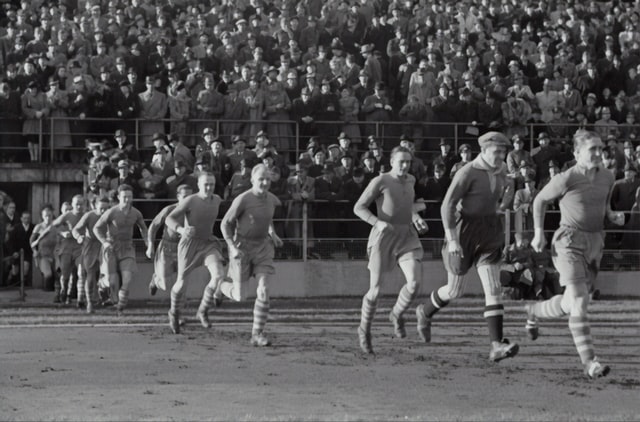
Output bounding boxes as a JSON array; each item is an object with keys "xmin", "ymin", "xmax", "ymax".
[{"xmin": 2, "ymin": 0, "xmax": 640, "ymax": 295}]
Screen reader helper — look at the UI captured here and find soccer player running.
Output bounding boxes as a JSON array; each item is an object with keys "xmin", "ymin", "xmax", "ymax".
[
  {"xmin": 353, "ymin": 146, "xmax": 429, "ymax": 354},
  {"xmin": 72, "ymin": 196, "xmax": 110, "ymax": 313},
  {"xmin": 51, "ymin": 195, "xmax": 85, "ymax": 306},
  {"xmin": 416, "ymin": 131, "xmax": 520, "ymax": 362},
  {"xmin": 525, "ymin": 130, "xmax": 624, "ymax": 379},
  {"xmin": 146, "ymin": 184, "xmax": 194, "ymax": 296},
  {"xmin": 165, "ymin": 173, "xmax": 226, "ymax": 334},
  {"xmin": 217, "ymin": 164, "xmax": 284, "ymax": 347},
  {"xmin": 93, "ymin": 185, "xmax": 149, "ymax": 314}
]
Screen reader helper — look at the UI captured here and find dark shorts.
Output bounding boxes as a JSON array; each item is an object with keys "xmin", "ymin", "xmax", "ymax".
[
  {"xmin": 551, "ymin": 225, "xmax": 604, "ymax": 286},
  {"xmin": 367, "ymin": 224, "xmax": 423, "ymax": 274},
  {"xmin": 228, "ymin": 238, "xmax": 276, "ymax": 285},
  {"xmin": 442, "ymin": 214, "xmax": 504, "ymax": 276},
  {"xmin": 177, "ymin": 236, "xmax": 226, "ymax": 279}
]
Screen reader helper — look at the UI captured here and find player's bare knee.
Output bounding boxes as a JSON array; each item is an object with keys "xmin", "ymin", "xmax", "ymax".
[
  {"xmin": 366, "ymin": 286, "xmax": 380, "ymax": 301},
  {"xmin": 405, "ymin": 279, "xmax": 418, "ymax": 294}
]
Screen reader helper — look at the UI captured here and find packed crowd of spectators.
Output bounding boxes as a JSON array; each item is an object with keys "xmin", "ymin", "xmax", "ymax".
[{"xmin": 4, "ymin": 0, "xmax": 640, "ymax": 163}]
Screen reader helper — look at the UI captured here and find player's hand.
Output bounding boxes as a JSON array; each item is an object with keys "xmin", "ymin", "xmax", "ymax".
[
  {"xmin": 145, "ymin": 245, "xmax": 154, "ymax": 259},
  {"xmin": 229, "ymin": 244, "xmax": 244, "ymax": 259},
  {"xmin": 413, "ymin": 217, "xmax": 429, "ymax": 234},
  {"xmin": 514, "ymin": 262, "xmax": 524, "ymax": 271},
  {"xmin": 531, "ymin": 233, "xmax": 546, "ymax": 253},
  {"xmin": 270, "ymin": 232, "xmax": 284, "ymax": 248},
  {"xmin": 447, "ymin": 239, "xmax": 464, "ymax": 257},
  {"xmin": 179, "ymin": 225, "xmax": 195, "ymax": 238},
  {"xmin": 103, "ymin": 241, "xmax": 114, "ymax": 252},
  {"xmin": 608, "ymin": 210, "xmax": 625, "ymax": 226},
  {"xmin": 373, "ymin": 220, "xmax": 392, "ymax": 233},
  {"xmin": 61, "ymin": 231, "xmax": 71, "ymax": 239},
  {"xmin": 76, "ymin": 235, "xmax": 85, "ymax": 244}
]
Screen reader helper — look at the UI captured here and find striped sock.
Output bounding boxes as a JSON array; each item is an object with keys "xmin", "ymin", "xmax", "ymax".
[
  {"xmin": 531, "ymin": 295, "xmax": 567, "ymax": 320},
  {"xmin": 569, "ymin": 316, "xmax": 595, "ymax": 364},
  {"xmin": 53, "ymin": 276, "xmax": 60, "ymax": 295},
  {"xmin": 199, "ymin": 286, "xmax": 216, "ymax": 313},
  {"xmin": 170, "ymin": 289, "xmax": 183, "ymax": 314},
  {"xmin": 85, "ymin": 279, "xmax": 93, "ymax": 305},
  {"xmin": 359, "ymin": 296, "xmax": 378, "ymax": 332},
  {"xmin": 392, "ymin": 285, "xmax": 416, "ymax": 318},
  {"xmin": 484, "ymin": 304, "xmax": 505, "ymax": 342},
  {"xmin": 77, "ymin": 276, "xmax": 85, "ymax": 304},
  {"xmin": 118, "ymin": 289, "xmax": 129, "ymax": 310},
  {"xmin": 252, "ymin": 298, "xmax": 270, "ymax": 335},
  {"xmin": 422, "ymin": 290, "xmax": 449, "ymax": 319}
]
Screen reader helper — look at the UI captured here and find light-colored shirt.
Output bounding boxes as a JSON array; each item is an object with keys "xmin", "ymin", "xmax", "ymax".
[
  {"xmin": 354, "ymin": 173, "xmax": 416, "ymax": 225},
  {"xmin": 221, "ymin": 190, "xmax": 281, "ymax": 241},
  {"xmin": 166, "ymin": 194, "xmax": 222, "ymax": 240}
]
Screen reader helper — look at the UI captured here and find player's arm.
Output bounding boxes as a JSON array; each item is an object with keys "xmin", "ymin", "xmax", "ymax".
[
  {"xmin": 72, "ymin": 213, "xmax": 90, "ymax": 243},
  {"xmin": 221, "ymin": 195, "xmax": 242, "ymax": 258},
  {"xmin": 146, "ymin": 207, "xmax": 169, "ymax": 256},
  {"xmin": 411, "ymin": 198, "xmax": 428, "ymax": 233},
  {"xmin": 52, "ymin": 212, "xmax": 72, "ymax": 239},
  {"xmin": 606, "ymin": 185, "xmax": 626, "ymax": 226},
  {"xmin": 353, "ymin": 177, "xmax": 382, "ymax": 225},
  {"xmin": 166, "ymin": 197, "xmax": 194, "ymax": 238},
  {"xmin": 440, "ymin": 169, "xmax": 471, "ymax": 244},
  {"xmin": 93, "ymin": 209, "xmax": 112, "ymax": 248},
  {"xmin": 531, "ymin": 175, "xmax": 565, "ymax": 252},
  {"xmin": 135, "ymin": 209, "xmax": 149, "ymax": 248}
]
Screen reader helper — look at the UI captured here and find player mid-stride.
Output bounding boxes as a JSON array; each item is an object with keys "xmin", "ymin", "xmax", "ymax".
[
  {"xmin": 415, "ymin": 131, "xmax": 519, "ymax": 362},
  {"xmin": 353, "ymin": 145, "xmax": 428, "ymax": 354},
  {"xmin": 526, "ymin": 130, "xmax": 624, "ymax": 379},
  {"xmin": 165, "ymin": 173, "xmax": 226, "ymax": 334},
  {"xmin": 216, "ymin": 164, "xmax": 284, "ymax": 347}
]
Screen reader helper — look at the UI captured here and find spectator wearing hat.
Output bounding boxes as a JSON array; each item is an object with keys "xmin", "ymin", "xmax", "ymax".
[
  {"xmin": 360, "ymin": 150, "xmax": 379, "ymax": 182},
  {"xmin": 239, "ymin": 76, "xmax": 265, "ymax": 140},
  {"xmin": 113, "ymin": 129, "xmax": 140, "ymax": 164},
  {"xmin": 263, "ymin": 67, "xmax": 294, "ymax": 162},
  {"xmin": 338, "ymin": 85, "xmax": 362, "ymax": 144},
  {"xmin": 506, "ymin": 135, "xmax": 533, "ymax": 176},
  {"xmin": 316, "ymin": 79, "xmax": 340, "ymax": 139},
  {"xmin": 360, "ymin": 43, "xmax": 382, "ymax": 84},
  {"xmin": 112, "ymin": 80, "xmax": 139, "ymax": 135},
  {"xmin": 622, "ymin": 140, "xmax": 638, "ymax": 170},
  {"xmin": 21, "ymin": 80, "xmax": 49, "ymax": 162},
  {"xmin": 166, "ymin": 80, "xmax": 190, "ymax": 144},
  {"xmin": 450, "ymin": 144, "xmax": 474, "ymax": 178},
  {"xmin": 531, "ymin": 133, "xmax": 561, "ymax": 185},
  {"xmin": 149, "ymin": 133, "xmax": 174, "ymax": 178},
  {"xmin": 432, "ymin": 138, "xmax": 458, "ymax": 175},
  {"xmin": 167, "ymin": 133, "xmax": 194, "ymax": 173},
  {"xmin": 362, "ymin": 82, "xmax": 392, "ymax": 138},
  {"xmin": 292, "ymin": 86, "xmax": 319, "ymax": 145},
  {"xmin": 513, "ymin": 175, "xmax": 537, "ymax": 233},
  {"xmin": 285, "ymin": 161, "xmax": 316, "ymax": 254},
  {"xmin": 225, "ymin": 158, "xmax": 253, "ymax": 201},
  {"xmin": 535, "ymin": 78, "xmax": 561, "ymax": 123},
  {"xmin": 409, "ymin": 59, "xmax": 438, "ymax": 107},
  {"xmin": 314, "ymin": 163, "xmax": 342, "ymax": 255},
  {"xmin": 219, "ymin": 84, "xmax": 249, "ymax": 146},
  {"xmin": 576, "ymin": 61, "xmax": 599, "ymax": 97},
  {"xmin": 89, "ymin": 41, "xmax": 114, "ymax": 80},
  {"xmin": 429, "ymin": 84, "xmax": 458, "ymax": 139},
  {"xmin": 501, "ymin": 88, "xmax": 532, "ymax": 140},
  {"xmin": 45, "ymin": 77, "xmax": 72, "ymax": 162},
  {"xmin": 594, "ymin": 107, "xmax": 620, "ymax": 140},
  {"xmin": 200, "ymin": 134, "xmax": 232, "ymax": 197},
  {"xmin": 499, "ymin": 233, "xmax": 536, "ymax": 300},
  {"xmin": 164, "ymin": 159, "xmax": 198, "ymax": 199},
  {"xmin": 506, "ymin": 72, "xmax": 536, "ymax": 105},
  {"xmin": 193, "ymin": 74, "xmax": 224, "ymax": 138},
  {"xmin": 109, "ymin": 159, "xmax": 138, "ymax": 197},
  {"xmin": 611, "ymin": 163, "xmax": 640, "ymax": 214},
  {"xmin": 138, "ymin": 75, "xmax": 168, "ymax": 148},
  {"xmin": 228, "ymin": 136, "xmax": 258, "ymax": 174},
  {"xmin": 546, "ymin": 106, "xmax": 570, "ymax": 145},
  {"xmin": 298, "ymin": 15, "xmax": 320, "ymax": 52},
  {"xmin": 0, "ymin": 82, "xmax": 23, "ymax": 162},
  {"xmin": 559, "ymin": 79, "xmax": 583, "ymax": 116},
  {"xmin": 308, "ymin": 149, "xmax": 328, "ymax": 178}
]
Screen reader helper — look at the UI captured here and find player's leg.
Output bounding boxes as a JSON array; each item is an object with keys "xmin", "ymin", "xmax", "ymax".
[
  {"xmin": 41, "ymin": 259, "xmax": 57, "ymax": 303},
  {"xmin": 390, "ymin": 258, "xmax": 421, "ymax": 339},
  {"xmin": 75, "ymin": 261, "xmax": 86, "ymax": 308},
  {"xmin": 477, "ymin": 263, "xmax": 519, "ymax": 362},
  {"xmin": 59, "ymin": 254, "xmax": 72, "ymax": 304},
  {"xmin": 116, "ymin": 268, "xmax": 134, "ymax": 313},
  {"xmin": 195, "ymin": 256, "xmax": 226, "ymax": 328},
  {"xmin": 358, "ymin": 270, "xmax": 382, "ymax": 354},
  {"xmin": 84, "ymin": 266, "xmax": 97, "ymax": 313},
  {"xmin": 415, "ymin": 272, "xmax": 467, "ymax": 343},
  {"xmin": 251, "ymin": 273, "xmax": 271, "ymax": 346},
  {"xmin": 218, "ymin": 253, "xmax": 248, "ymax": 302}
]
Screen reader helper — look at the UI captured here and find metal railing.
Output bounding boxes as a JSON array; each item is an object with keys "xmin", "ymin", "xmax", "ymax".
[{"xmin": 1, "ymin": 117, "xmax": 637, "ymax": 164}]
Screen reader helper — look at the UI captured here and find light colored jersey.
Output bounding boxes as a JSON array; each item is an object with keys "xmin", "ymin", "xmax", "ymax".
[
  {"xmin": 538, "ymin": 165, "xmax": 614, "ymax": 233},
  {"xmin": 166, "ymin": 193, "xmax": 222, "ymax": 240},
  {"xmin": 149, "ymin": 204, "xmax": 179, "ymax": 242},
  {"xmin": 221, "ymin": 190, "xmax": 281, "ymax": 241},
  {"xmin": 93, "ymin": 205, "xmax": 145, "ymax": 243},
  {"xmin": 354, "ymin": 173, "xmax": 416, "ymax": 225}
]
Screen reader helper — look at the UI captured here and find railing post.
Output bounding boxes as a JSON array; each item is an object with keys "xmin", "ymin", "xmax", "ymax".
[
  {"xmin": 453, "ymin": 123, "xmax": 459, "ymax": 151},
  {"xmin": 19, "ymin": 248, "xmax": 25, "ymax": 302},
  {"xmin": 302, "ymin": 201, "xmax": 308, "ymax": 262},
  {"xmin": 38, "ymin": 118, "xmax": 43, "ymax": 163},
  {"xmin": 504, "ymin": 210, "xmax": 511, "ymax": 248},
  {"xmin": 134, "ymin": 119, "xmax": 140, "ymax": 150},
  {"xmin": 50, "ymin": 117, "xmax": 55, "ymax": 163},
  {"xmin": 375, "ymin": 121, "xmax": 380, "ymax": 139},
  {"xmin": 295, "ymin": 121, "xmax": 300, "ymax": 164}
]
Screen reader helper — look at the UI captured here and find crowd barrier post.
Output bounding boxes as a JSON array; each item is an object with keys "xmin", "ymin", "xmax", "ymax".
[
  {"xmin": 302, "ymin": 201, "xmax": 308, "ymax": 262},
  {"xmin": 19, "ymin": 248, "xmax": 25, "ymax": 302},
  {"xmin": 50, "ymin": 119, "xmax": 55, "ymax": 163},
  {"xmin": 504, "ymin": 210, "xmax": 512, "ymax": 248},
  {"xmin": 134, "ymin": 119, "xmax": 140, "ymax": 150},
  {"xmin": 38, "ymin": 119, "xmax": 44, "ymax": 163}
]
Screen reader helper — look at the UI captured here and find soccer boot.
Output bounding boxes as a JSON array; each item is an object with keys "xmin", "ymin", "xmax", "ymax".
[
  {"xmin": 584, "ymin": 358, "xmax": 610, "ymax": 379},
  {"xmin": 60, "ymin": 290, "xmax": 67, "ymax": 304},
  {"xmin": 148, "ymin": 280, "xmax": 157, "ymax": 296},
  {"xmin": 489, "ymin": 339, "xmax": 520, "ymax": 362},
  {"xmin": 524, "ymin": 304, "xmax": 539, "ymax": 341},
  {"xmin": 250, "ymin": 332, "xmax": 271, "ymax": 347},
  {"xmin": 53, "ymin": 292, "xmax": 61, "ymax": 304},
  {"xmin": 415, "ymin": 304, "xmax": 432, "ymax": 343},
  {"xmin": 116, "ymin": 303, "xmax": 124, "ymax": 316},
  {"xmin": 389, "ymin": 311, "xmax": 406, "ymax": 338},
  {"xmin": 195, "ymin": 308, "xmax": 211, "ymax": 328},
  {"xmin": 168, "ymin": 310, "xmax": 180, "ymax": 334},
  {"xmin": 213, "ymin": 294, "xmax": 224, "ymax": 308},
  {"xmin": 357, "ymin": 326, "xmax": 374, "ymax": 354},
  {"xmin": 86, "ymin": 301, "xmax": 94, "ymax": 314}
]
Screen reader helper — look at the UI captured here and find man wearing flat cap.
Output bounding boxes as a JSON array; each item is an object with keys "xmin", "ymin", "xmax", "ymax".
[{"xmin": 416, "ymin": 130, "xmax": 521, "ymax": 363}]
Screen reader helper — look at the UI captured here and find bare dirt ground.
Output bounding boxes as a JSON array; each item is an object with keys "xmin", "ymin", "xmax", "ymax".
[{"xmin": 0, "ymin": 297, "xmax": 638, "ymax": 421}]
